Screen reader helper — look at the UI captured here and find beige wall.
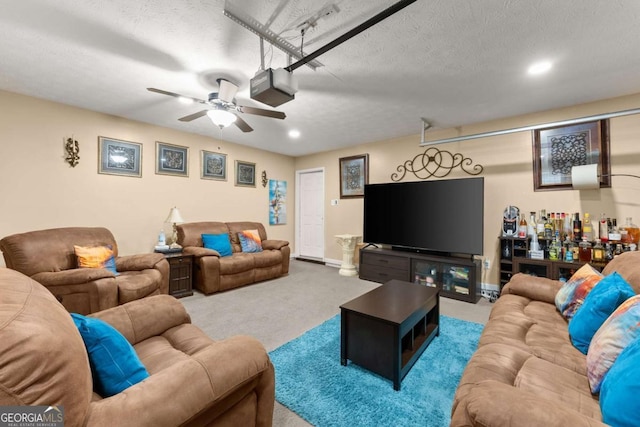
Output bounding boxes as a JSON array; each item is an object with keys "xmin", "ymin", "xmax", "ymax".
[
  {"xmin": 295, "ymin": 93, "xmax": 640, "ymax": 287},
  {"xmin": 0, "ymin": 90, "xmax": 296, "ymax": 267}
]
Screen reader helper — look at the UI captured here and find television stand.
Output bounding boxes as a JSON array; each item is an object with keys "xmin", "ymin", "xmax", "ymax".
[{"xmin": 359, "ymin": 247, "xmax": 481, "ymax": 303}]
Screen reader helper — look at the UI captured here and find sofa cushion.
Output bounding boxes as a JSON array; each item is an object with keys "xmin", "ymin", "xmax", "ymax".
[
  {"xmin": 116, "ymin": 270, "xmax": 161, "ymax": 304},
  {"xmin": 238, "ymin": 229, "xmax": 263, "ymax": 253},
  {"xmin": 569, "ymin": 272, "xmax": 635, "ymax": 354},
  {"xmin": 599, "ymin": 334, "xmax": 640, "ymax": 426},
  {"xmin": 202, "ymin": 233, "xmax": 232, "ymax": 257},
  {"xmin": 587, "ymin": 294, "xmax": 640, "ymax": 393},
  {"xmin": 219, "ymin": 253, "xmax": 256, "ymax": 275},
  {"xmin": 252, "ymin": 250, "xmax": 283, "ymax": 268},
  {"xmin": 555, "ymin": 263, "xmax": 603, "ymax": 319},
  {"xmin": 71, "ymin": 313, "xmax": 149, "ymax": 397},
  {"xmin": 74, "ymin": 244, "xmax": 118, "ymax": 275}
]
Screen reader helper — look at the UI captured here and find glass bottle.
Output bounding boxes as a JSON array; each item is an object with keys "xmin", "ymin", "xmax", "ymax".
[
  {"xmin": 609, "ymin": 218, "xmax": 620, "ymax": 242},
  {"xmin": 599, "ymin": 214, "xmax": 609, "ymax": 243},
  {"xmin": 564, "ymin": 236, "xmax": 574, "ymax": 262},
  {"xmin": 614, "ymin": 243, "xmax": 623, "ymax": 258},
  {"xmin": 563, "ymin": 213, "xmax": 572, "ymax": 241},
  {"xmin": 536, "ymin": 210, "xmax": 546, "ymax": 239},
  {"xmin": 592, "ymin": 239, "xmax": 605, "ymax": 262},
  {"xmin": 621, "ymin": 217, "xmax": 639, "ymax": 244},
  {"xmin": 582, "ymin": 213, "xmax": 594, "ymax": 242},
  {"xmin": 605, "ymin": 243, "xmax": 614, "ymax": 261},
  {"xmin": 579, "ymin": 237, "xmax": 592, "ymax": 262},
  {"xmin": 518, "ymin": 214, "xmax": 528, "ymax": 238},
  {"xmin": 544, "ymin": 214, "xmax": 554, "ymax": 239},
  {"xmin": 528, "ymin": 212, "xmax": 537, "ymax": 237},
  {"xmin": 573, "ymin": 213, "xmax": 582, "ymax": 242},
  {"xmin": 548, "ymin": 232, "xmax": 559, "ymax": 261}
]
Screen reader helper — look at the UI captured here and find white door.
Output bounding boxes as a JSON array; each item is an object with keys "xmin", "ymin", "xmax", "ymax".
[{"xmin": 297, "ymin": 169, "xmax": 324, "ymax": 260}]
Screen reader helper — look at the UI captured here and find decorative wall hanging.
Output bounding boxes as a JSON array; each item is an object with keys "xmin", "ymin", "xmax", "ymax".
[
  {"xmin": 98, "ymin": 136, "xmax": 142, "ymax": 177},
  {"xmin": 200, "ymin": 150, "xmax": 227, "ymax": 180},
  {"xmin": 235, "ymin": 160, "xmax": 256, "ymax": 187},
  {"xmin": 391, "ymin": 147, "xmax": 483, "ymax": 181},
  {"xmin": 262, "ymin": 171, "xmax": 268, "ymax": 187},
  {"xmin": 339, "ymin": 154, "xmax": 369, "ymax": 198},
  {"xmin": 269, "ymin": 180, "xmax": 287, "ymax": 225},
  {"xmin": 156, "ymin": 142, "xmax": 189, "ymax": 177},
  {"xmin": 64, "ymin": 137, "xmax": 80, "ymax": 167},
  {"xmin": 532, "ymin": 119, "xmax": 610, "ymax": 191}
]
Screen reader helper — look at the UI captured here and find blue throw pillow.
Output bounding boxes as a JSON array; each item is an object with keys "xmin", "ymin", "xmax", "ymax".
[
  {"xmin": 600, "ymin": 334, "xmax": 640, "ymax": 426},
  {"xmin": 202, "ymin": 233, "xmax": 232, "ymax": 257},
  {"xmin": 238, "ymin": 229, "xmax": 263, "ymax": 253},
  {"xmin": 71, "ymin": 313, "xmax": 149, "ymax": 397},
  {"xmin": 569, "ymin": 272, "xmax": 635, "ymax": 354}
]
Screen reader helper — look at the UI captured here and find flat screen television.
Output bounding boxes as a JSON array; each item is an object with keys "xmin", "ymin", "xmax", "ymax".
[{"xmin": 363, "ymin": 177, "xmax": 484, "ymax": 256}]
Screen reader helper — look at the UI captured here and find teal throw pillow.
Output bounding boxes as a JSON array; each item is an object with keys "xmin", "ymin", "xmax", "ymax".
[
  {"xmin": 600, "ymin": 335, "xmax": 640, "ymax": 426},
  {"xmin": 569, "ymin": 272, "xmax": 635, "ymax": 354},
  {"xmin": 71, "ymin": 313, "xmax": 149, "ymax": 397},
  {"xmin": 202, "ymin": 233, "xmax": 232, "ymax": 257}
]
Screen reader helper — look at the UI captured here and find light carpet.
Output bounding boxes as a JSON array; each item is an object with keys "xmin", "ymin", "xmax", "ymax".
[{"xmin": 269, "ymin": 314, "xmax": 483, "ymax": 427}]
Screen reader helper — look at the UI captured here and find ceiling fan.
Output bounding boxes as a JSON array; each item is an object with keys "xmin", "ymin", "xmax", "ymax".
[{"xmin": 147, "ymin": 79, "xmax": 286, "ymax": 133}]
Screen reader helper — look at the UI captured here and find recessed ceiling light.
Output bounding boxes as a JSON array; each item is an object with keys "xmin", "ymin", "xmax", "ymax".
[
  {"xmin": 528, "ymin": 61, "xmax": 552, "ymax": 75},
  {"xmin": 288, "ymin": 129, "xmax": 301, "ymax": 138}
]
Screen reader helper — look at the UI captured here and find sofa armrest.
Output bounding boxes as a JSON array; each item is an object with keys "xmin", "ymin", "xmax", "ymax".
[
  {"xmin": 262, "ymin": 239, "xmax": 289, "ymax": 250},
  {"xmin": 86, "ymin": 335, "xmax": 274, "ymax": 427},
  {"xmin": 452, "ymin": 381, "xmax": 606, "ymax": 427},
  {"xmin": 501, "ymin": 273, "xmax": 562, "ymax": 304},
  {"xmin": 32, "ymin": 269, "xmax": 114, "ymax": 286},
  {"xmin": 90, "ymin": 294, "xmax": 190, "ymax": 344},
  {"xmin": 115, "ymin": 253, "xmax": 166, "ymax": 272},
  {"xmin": 182, "ymin": 246, "xmax": 220, "ymax": 258}
]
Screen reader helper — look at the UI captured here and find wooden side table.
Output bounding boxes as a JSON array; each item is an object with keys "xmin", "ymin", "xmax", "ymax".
[{"xmin": 163, "ymin": 253, "xmax": 194, "ymax": 298}]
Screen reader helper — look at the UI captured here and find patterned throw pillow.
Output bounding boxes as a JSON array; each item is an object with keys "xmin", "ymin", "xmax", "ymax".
[
  {"xmin": 74, "ymin": 245, "xmax": 118, "ymax": 275},
  {"xmin": 238, "ymin": 229, "xmax": 263, "ymax": 253},
  {"xmin": 586, "ymin": 294, "xmax": 640, "ymax": 394},
  {"xmin": 554, "ymin": 263, "xmax": 603, "ymax": 319},
  {"xmin": 600, "ymin": 334, "xmax": 640, "ymax": 426},
  {"xmin": 568, "ymin": 272, "xmax": 635, "ymax": 354}
]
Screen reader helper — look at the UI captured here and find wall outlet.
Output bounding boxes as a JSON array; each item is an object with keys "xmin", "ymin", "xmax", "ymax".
[{"xmin": 483, "ymin": 259, "xmax": 490, "ymax": 269}]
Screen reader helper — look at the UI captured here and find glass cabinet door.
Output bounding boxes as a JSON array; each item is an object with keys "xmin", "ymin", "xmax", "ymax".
[
  {"xmin": 442, "ymin": 264, "xmax": 471, "ymax": 296},
  {"xmin": 413, "ymin": 260, "xmax": 439, "ymax": 288}
]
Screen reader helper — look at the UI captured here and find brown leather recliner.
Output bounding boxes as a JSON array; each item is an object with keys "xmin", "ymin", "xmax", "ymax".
[
  {"xmin": 177, "ymin": 221, "xmax": 290, "ymax": 295},
  {"xmin": 0, "ymin": 267, "xmax": 275, "ymax": 427},
  {"xmin": 0, "ymin": 227, "xmax": 169, "ymax": 314}
]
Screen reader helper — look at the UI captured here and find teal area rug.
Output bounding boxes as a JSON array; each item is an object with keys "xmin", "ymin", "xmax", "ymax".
[{"xmin": 269, "ymin": 315, "xmax": 483, "ymax": 427}]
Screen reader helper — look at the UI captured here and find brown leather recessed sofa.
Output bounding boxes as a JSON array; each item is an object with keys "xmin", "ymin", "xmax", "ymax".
[
  {"xmin": 177, "ymin": 221, "xmax": 290, "ymax": 295},
  {"xmin": 0, "ymin": 227, "xmax": 169, "ymax": 314},
  {"xmin": 451, "ymin": 251, "xmax": 640, "ymax": 426},
  {"xmin": 0, "ymin": 267, "xmax": 275, "ymax": 427}
]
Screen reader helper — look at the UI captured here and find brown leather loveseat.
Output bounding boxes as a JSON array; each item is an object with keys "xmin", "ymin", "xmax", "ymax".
[
  {"xmin": 0, "ymin": 267, "xmax": 275, "ymax": 427},
  {"xmin": 0, "ymin": 227, "xmax": 169, "ymax": 314},
  {"xmin": 177, "ymin": 221, "xmax": 290, "ymax": 295},
  {"xmin": 451, "ymin": 251, "xmax": 640, "ymax": 426}
]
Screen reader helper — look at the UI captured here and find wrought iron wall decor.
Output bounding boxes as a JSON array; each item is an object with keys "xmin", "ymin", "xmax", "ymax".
[
  {"xmin": 391, "ymin": 146, "xmax": 483, "ymax": 181},
  {"xmin": 64, "ymin": 137, "xmax": 80, "ymax": 167},
  {"xmin": 261, "ymin": 170, "xmax": 268, "ymax": 187}
]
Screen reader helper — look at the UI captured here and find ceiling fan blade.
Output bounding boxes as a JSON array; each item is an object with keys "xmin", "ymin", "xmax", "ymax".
[
  {"xmin": 236, "ymin": 105, "xmax": 286, "ymax": 120},
  {"xmin": 178, "ymin": 110, "xmax": 209, "ymax": 122},
  {"xmin": 217, "ymin": 79, "xmax": 238, "ymax": 103},
  {"xmin": 233, "ymin": 115, "xmax": 253, "ymax": 133},
  {"xmin": 147, "ymin": 88, "xmax": 206, "ymax": 104}
]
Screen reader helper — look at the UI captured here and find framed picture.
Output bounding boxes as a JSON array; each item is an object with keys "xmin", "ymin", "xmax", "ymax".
[
  {"xmin": 269, "ymin": 180, "xmax": 287, "ymax": 225},
  {"xmin": 201, "ymin": 150, "xmax": 227, "ymax": 180},
  {"xmin": 235, "ymin": 160, "xmax": 256, "ymax": 187},
  {"xmin": 532, "ymin": 119, "xmax": 610, "ymax": 191},
  {"xmin": 339, "ymin": 154, "xmax": 369, "ymax": 198},
  {"xmin": 156, "ymin": 142, "xmax": 189, "ymax": 177},
  {"xmin": 98, "ymin": 136, "xmax": 142, "ymax": 177}
]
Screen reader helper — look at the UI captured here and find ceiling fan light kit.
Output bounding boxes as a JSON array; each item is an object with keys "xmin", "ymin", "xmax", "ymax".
[{"xmin": 207, "ymin": 108, "xmax": 237, "ymax": 129}]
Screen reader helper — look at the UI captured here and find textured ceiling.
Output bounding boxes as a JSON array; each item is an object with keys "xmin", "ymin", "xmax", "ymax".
[{"xmin": 1, "ymin": 0, "xmax": 640, "ymax": 156}]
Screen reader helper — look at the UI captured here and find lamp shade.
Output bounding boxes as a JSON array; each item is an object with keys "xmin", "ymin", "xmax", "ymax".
[
  {"xmin": 165, "ymin": 207, "xmax": 185, "ymax": 224},
  {"xmin": 207, "ymin": 109, "xmax": 237, "ymax": 128},
  {"xmin": 571, "ymin": 164, "xmax": 600, "ymax": 190}
]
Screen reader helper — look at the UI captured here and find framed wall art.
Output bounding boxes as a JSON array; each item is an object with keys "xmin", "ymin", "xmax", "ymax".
[
  {"xmin": 269, "ymin": 180, "xmax": 287, "ymax": 225},
  {"xmin": 98, "ymin": 136, "xmax": 142, "ymax": 177},
  {"xmin": 532, "ymin": 119, "xmax": 610, "ymax": 191},
  {"xmin": 339, "ymin": 154, "xmax": 369, "ymax": 198},
  {"xmin": 235, "ymin": 160, "xmax": 256, "ymax": 187},
  {"xmin": 201, "ymin": 150, "xmax": 227, "ymax": 180},
  {"xmin": 156, "ymin": 142, "xmax": 189, "ymax": 177}
]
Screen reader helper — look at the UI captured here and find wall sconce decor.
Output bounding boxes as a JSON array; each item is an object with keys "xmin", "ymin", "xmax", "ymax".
[
  {"xmin": 391, "ymin": 147, "xmax": 483, "ymax": 181},
  {"xmin": 65, "ymin": 137, "xmax": 80, "ymax": 167},
  {"xmin": 261, "ymin": 170, "xmax": 268, "ymax": 187}
]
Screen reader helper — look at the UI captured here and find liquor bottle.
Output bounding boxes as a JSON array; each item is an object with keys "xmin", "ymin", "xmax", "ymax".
[
  {"xmin": 536, "ymin": 210, "xmax": 546, "ymax": 238},
  {"xmin": 555, "ymin": 213, "xmax": 563, "ymax": 237},
  {"xmin": 544, "ymin": 214, "xmax": 554, "ymax": 239},
  {"xmin": 599, "ymin": 213, "xmax": 609, "ymax": 242},
  {"xmin": 548, "ymin": 231, "xmax": 559, "ymax": 260},
  {"xmin": 605, "ymin": 243, "xmax": 614, "ymax": 261},
  {"xmin": 592, "ymin": 239, "xmax": 605, "ymax": 262},
  {"xmin": 564, "ymin": 236, "xmax": 574, "ymax": 262},
  {"xmin": 518, "ymin": 214, "xmax": 528, "ymax": 238},
  {"xmin": 573, "ymin": 213, "xmax": 582, "ymax": 242},
  {"xmin": 579, "ymin": 237, "xmax": 592, "ymax": 262},
  {"xmin": 563, "ymin": 213, "xmax": 572, "ymax": 241},
  {"xmin": 614, "ymin": 243, "xmax": 623, "ymax": 258},
  {"xmin": 609, "ymin": 218, "xmax": 621, "ymax": 242},
  {"xmin": 621, "ymin": 217, "xmax": 639, "ymax": 244},
  {"xmin": 528, "ymin": 211, "xmax": 537, "ymax": 237},
  {"xmin": 582, "ymin": 213, "xmax": 594, "ymax": 241}
]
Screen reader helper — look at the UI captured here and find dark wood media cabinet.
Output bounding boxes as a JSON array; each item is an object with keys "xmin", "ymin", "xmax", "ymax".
[{"xmin": 359, "ymin": 247, "xmax": 481, "ymax": 303}]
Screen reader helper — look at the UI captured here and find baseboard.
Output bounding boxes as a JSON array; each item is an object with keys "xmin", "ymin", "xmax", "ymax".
[
  {"xmin": 295, "ymin": 257, "xmax": 326, "ymax": 265},
  {"xmin": 324, "ymin": 258, "xmax": 342, "ymax": 269}
]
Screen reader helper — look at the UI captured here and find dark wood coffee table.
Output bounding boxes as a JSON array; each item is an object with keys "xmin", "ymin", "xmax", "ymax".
[{"xmin": 340, "ymin": 279, "xmax": 439, "ymax": 390}]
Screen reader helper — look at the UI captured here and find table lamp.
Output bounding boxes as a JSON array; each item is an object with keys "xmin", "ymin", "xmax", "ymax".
[{"xmin": 165, "ymin": 207, "xmax": 185, "ymax": 249}]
